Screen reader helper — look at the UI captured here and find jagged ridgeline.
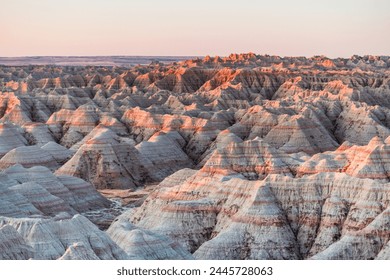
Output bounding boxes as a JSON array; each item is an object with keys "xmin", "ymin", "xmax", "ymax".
[{"xmin": 0, "ymin": 53, "xmax": 390, "ymax": 260}]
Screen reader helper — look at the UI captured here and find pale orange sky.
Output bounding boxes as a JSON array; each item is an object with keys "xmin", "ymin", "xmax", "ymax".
[{"xmin": 1, "ymin": 0, "xmax": 389, "ymax": 57}]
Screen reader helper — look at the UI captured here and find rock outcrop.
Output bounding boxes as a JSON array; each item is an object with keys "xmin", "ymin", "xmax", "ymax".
[
  {"xmin": 0, "ymin": 165, "xmax": 110, "ymax": 217},
  {"xmin": 124, "ymin": 170, "xmax": 390, "ymax": 260},
  {"xmin": 0, "ymin": 215, "xmax": 128, "ymax": 260},
  {"xmin": 107, "ymin": 213, "xmax": 194, "ymax": 260}
]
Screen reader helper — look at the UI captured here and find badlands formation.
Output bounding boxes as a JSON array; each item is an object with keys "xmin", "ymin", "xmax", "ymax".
[{"xmin": 0, "ymin": 53, "xmax": 390, "ymax": 260}]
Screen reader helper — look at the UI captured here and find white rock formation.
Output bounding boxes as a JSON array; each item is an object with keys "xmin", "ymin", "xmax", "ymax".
[{"xmin": 0, "ymin": 215, "xmax": 128, "ymax": 260}]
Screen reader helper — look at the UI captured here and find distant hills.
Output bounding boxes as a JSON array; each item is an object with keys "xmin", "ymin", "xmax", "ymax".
[{"xmin": 0, "ymin": 56, "xmax": 198, "ymax": 66}]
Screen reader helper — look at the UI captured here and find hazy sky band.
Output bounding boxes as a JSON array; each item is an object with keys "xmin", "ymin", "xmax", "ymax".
[{"xmin": 1, "ymin": 0, "xmax": 389, "ymax": 57}]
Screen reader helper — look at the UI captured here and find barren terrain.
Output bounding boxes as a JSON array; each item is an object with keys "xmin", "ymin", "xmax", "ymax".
[{"xmin": 1, "ymin": 53, "xmax": 390, "ymax": 260}]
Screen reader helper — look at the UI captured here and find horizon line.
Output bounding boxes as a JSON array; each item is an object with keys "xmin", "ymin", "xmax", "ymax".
[{"xmin": 1, "ymin": 53, "xmax": 390, "ymax": 59}]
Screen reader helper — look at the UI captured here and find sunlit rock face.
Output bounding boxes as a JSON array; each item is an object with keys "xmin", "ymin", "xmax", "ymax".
[{"xmin": 0, "ymin": 53, "xmax": 390, "ymax": 259}]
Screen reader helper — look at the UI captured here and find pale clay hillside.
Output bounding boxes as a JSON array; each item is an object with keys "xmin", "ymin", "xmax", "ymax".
[{"xmin": 0, "ymin": 53, "xmax": 390, "ymax": 260}]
